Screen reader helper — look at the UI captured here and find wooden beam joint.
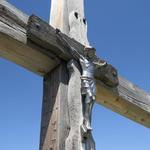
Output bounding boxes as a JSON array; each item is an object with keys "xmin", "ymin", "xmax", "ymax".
[{"xmin": 27, "ymin": 15, "xmax": 119, "ymax": 88}]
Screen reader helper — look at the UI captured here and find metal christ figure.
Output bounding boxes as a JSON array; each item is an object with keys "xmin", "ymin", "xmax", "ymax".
[
  {"xmin": 80, "ymin": 54, "xmax": 96, "ymax": 131},
  {"xmin": 56, "ymin": 29, "xmax": 107, "ymax": 149},
  {"xmin": 73, "ymin": 47, "xmax": 107, "ymax": 132}
]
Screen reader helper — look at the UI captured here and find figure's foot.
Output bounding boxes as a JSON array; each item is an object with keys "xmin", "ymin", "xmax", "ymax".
[
  {"xmin": 81, "ymin": 123, "xmax": 93, "ymax": 141},
  {"xmin": 83, "ymin": 119, "xmax": 93, "ymax": 131},
  {"xmin": 81, "ymin": 124, "xmax": 89, "ymax": 139},
  {"xmin": 81, "ymin": 124, "xmax": 87, "ymax": 134},
  {"xmin": 86, "ymin": 124, "xmax": 93, "ymax": 131}
]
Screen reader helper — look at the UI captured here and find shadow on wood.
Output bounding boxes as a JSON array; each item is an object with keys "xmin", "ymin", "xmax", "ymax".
[{"xmin": 40, "ymin": 62, "xmax": 69, "ymax": 150}]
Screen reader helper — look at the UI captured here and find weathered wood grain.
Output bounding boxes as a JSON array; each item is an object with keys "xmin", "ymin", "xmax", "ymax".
[
  {"xmin": 50, "ymin": 0, "xmax": 89, "ymax": 46},
  {"xmin": 0, "ymin": 0, "xmax": 28, "ymax": 27},
  {"xmin": 27, "ymin": 15, "xmax": 83, "ymax": 60},
  {"xmin": 40, "ymin": 62, "xmax": 69, "ymax": 150},
  {"xmin": 0, "ymin": 1, "xmax": 59, "ymax": 75},
  {"xmin": 96, "ymin": 76, "xmax": 150, "ymax": 128},
  {"xmin": 50, "ymin": 0, "xmax": 69, "ymax": 34},
  {"xmin": 65, "ymin": 60, "xmax": 83, "ymax": 150},
  {"xmin": 50, "ymin": 0, "xmax": 85, "ymax": 31},
  {"xmin": 0, "ymin": 1, "xmax": 150, "ymax": 129}
]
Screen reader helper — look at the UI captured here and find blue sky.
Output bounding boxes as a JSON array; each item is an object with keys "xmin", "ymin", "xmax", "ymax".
[{"xmin": 0, "ymin": 0, "xmax": 150, "ymax": 149}]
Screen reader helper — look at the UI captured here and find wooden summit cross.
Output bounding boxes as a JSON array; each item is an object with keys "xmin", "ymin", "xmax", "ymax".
[{"xmin": 0, "ymin": 0, "xmax": 150, "ymax": 149}]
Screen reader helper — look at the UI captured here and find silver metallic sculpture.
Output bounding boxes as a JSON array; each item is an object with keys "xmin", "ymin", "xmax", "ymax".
[
  {"xmin": 56, "ymin": 29, "xmax": 106, "ymax": 150},
  {"xmin": 72, "ymin": 48, "xmax": 96, "ymax": 130},
  {"xmin": 80, "ymin": 56, "xmax": 96, "ymax": 130},
  {"xmin": 78, "ymin": 52, "xmax": 97, "ymax": 150}
]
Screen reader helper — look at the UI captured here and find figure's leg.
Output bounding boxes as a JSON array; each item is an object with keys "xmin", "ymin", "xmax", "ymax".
[
  {"xmin": 81, "ymin": 94, "xmax": 92, "ymax": 139},
  {"xmin": 89, "ymin": 99, "xmax": 95, "ymax": 125},
  {"xmin": 83, "ymin": 94, "xmax": 95, "ymax": 130}
]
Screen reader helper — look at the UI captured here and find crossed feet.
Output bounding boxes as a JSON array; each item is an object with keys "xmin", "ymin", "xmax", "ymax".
[{"xmin": 81, "ymin": 119, "xmax": 92, "ymax": 139}]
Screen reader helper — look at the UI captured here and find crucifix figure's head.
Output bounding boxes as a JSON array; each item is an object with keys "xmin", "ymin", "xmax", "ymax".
[
  {"xmin": 84, "ymin": 47, "xmax": 106, "ymax": 66},
  {"xmin": 83, "ymin": 47, "xmax": 97, "ymax": 61}
]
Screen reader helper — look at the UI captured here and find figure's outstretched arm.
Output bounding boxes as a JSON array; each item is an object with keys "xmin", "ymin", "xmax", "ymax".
[{"xmin": 56, "ymin": 29, "xmax": 84, "ymax": 61}]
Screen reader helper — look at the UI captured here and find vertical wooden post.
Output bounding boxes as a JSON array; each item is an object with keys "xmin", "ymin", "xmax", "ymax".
[
  {"xmin": 39, "ymin": 62, "xmax": 70, "ymax": 150},
  {"xmin": 50, "ymin": 0, "xmax": 89, "ymax": 46},
  {"xmin": 40, "ymin": 0, "xmax": 91, "ymax": 149},
  {"xmin": 65, "ymin": 60, "xmax": 83, "ymax": 150}
]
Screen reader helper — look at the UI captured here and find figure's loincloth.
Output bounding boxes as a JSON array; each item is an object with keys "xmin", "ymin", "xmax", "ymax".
[{"xmin": 81, "ymin": 76, "xmax": 96, "ymax": 103}]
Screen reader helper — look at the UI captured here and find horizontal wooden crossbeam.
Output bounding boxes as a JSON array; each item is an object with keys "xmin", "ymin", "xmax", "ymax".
[
  {"xmin": 0, "ymin": 1, "xmax": 150, "ymax": 128},
  {"xmin": 0, "ymin": 1, "xmax": 59, "ymax": 75},
  {"xmin": 97, "ymin": 77, "xmax": 150, "ymax": 127}
]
